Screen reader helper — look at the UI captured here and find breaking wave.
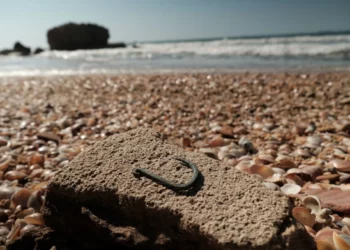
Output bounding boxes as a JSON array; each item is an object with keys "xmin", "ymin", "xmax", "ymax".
[{"xmin": 37, "ymin": 35, "xmax": 350, "ymax": 61}]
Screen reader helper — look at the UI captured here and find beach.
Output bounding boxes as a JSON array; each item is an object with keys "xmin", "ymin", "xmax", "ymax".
[{"xmin": 0, "ymin": 71, "xmax": 350, "ymax": 248}]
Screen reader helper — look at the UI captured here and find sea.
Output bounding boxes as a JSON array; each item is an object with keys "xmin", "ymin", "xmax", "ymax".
[{"xmin": 1, "ymin": 32, "xmax": 350, "ymax": 76}]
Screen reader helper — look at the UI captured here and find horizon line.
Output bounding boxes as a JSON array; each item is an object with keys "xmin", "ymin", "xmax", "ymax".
[{"xmin": 136, "ymin": 29, "xmax": 350, "ymax": 44}]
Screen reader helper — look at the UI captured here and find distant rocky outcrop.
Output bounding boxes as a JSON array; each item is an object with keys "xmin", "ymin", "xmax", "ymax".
[
  {"xmin": 34, "ymin": 47, "xmax": 44, "ymax": 54},
  {"xmin": 106, "ymin": 42, "xmax": 126, "ymax": 48},
  {"xmin": 14, "ymin": 42, "xmax": 31, "ymax": 55},
  {"xmin": 0, "ymin": 49, "xmax": 13, "ymax": 56},
  {"xmin": 0, "ymin": 42, "xmax": 31, "ymax": 56},
  {"xmin": 47, "ymin": 22, "xmax": 110, "ymax": 50}
]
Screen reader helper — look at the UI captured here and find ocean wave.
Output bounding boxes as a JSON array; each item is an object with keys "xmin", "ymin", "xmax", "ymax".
[{"xmin": 35, "ymin": 34, "xmax": 350, "ymax": 61}]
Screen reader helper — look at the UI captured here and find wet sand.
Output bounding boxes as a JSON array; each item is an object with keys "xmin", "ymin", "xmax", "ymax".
[{"xmin": 0, "ymin": 72, "xmax": 350, "ymax": 248}]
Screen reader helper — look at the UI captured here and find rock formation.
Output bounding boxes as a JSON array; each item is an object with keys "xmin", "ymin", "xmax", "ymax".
[
  {"xmin": 47, "ymin": 22, "xmax": 109, "ymax": 50},
  {"xmin": 0, "ymin": 42, "xmax": 31, "ymax": 56},
  {"xmin": 14, "ymin": 42, "xmax": 31, "ymax": 56},
  {"xmin": 33, "ymin": 48, "xmax": 44, "ymax": 54},
  {"xmin": 38, "ymin": 128, "xmax": 315, "ymax": 250},
  {"xmin": 106, "ymin": 42, "xmax": 126, "ymax": 48}
]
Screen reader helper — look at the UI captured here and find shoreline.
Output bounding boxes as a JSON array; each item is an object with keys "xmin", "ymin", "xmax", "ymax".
[{"xmin": 1, "ymin": 68, "xmax": 350, "ymax": 80}]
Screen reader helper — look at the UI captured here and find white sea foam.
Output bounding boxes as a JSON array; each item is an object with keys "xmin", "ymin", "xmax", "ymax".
[
  {"xmin": 36, "ymin": 35, "xmax": 350, "ymax": 61},
  {"xmin": 1, "ymin": 34, "xmax": 350, "ymax": 76}
]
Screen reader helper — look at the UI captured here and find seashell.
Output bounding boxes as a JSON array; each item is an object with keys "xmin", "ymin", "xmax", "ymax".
[
  {"xmin": 265, "ymin": 174, "xmax": 285, "ymax": 185},
  {"xmin": 279, "ymin": 143, "xmax": 293, "ymax": 151},
  {"xmin": 52, "ymin": 155, "xmax": 69, "ymax": 166},
  {"xmin": 29, "ymin": 164, "xmax": 42, "ymax": 171},
  {"xmin": 292, "ymin": 206, "xmax": 316, "ymax": 227},
  {"xmin": 217, "ymin": 149, "xmax": 227, "ymax": 161},
  {"xmin": 342, "ymin": 225, "xmax": 350, "ymax": 236},
  {"xmin": 208, "ymin": 136, "xmax": 229, "ymax": 147},
  {"xmin": 302, "ymin": 183, "xmax": 323, "ymax": 190},
  {"xmin": 24, "ymin": 213, "xmax": 44, "ymax": 226},
  {"xmin": 274, "ymin": 159, "xmax": 296, "ymax": 170},
  {"xmin": 217, "ymin": 125, "xmax": 234, "ymax": 137},
  {"xmin": 250, "ymin": 164, "xmax": 274, "ymax": 179},
  {"xmin": 279, "ymin": 148, "xmax": 294, "ymax": 155},
  {"xmin": 0, "ymin": 225, "xmax": 10, "ymax": 236},
  {"xmin": 237, "ymin": 155, "xmax": 253, "ymax": 163},
  {"xmin": 280, "ymin": 183, "xmax": 301, "ymax": 195},
  {"xmin": 252, "ymin": 123, "xmax": 263, "ymax": 130},
  {"xmin": 6, "ymin": 218, "xmax": 14, "ymax": 229},
  {"xmin": 295, "ymin": 124, "xmax": 307, "ymax": 136},
  {"xmin": 41, "ymin": 169, "xmax": 55, "ymax": 181},
  {"xmin": 263, "ymin": 149, "xmax": 277, "ymax": 157},
  {"xmin": 284, "ymin": 173, "xmax": 304, "ymax": 186},
  {"xmin": 333, "ymin": 232, "xmax": 350, "ymax": 250},
  {"xmin": 199, "ymin": 148, "xmax": 218, "ymax": 159},
  {"xmin": 32, "ymin": 182, "xmax": 48, "ymax": 192},
  {"xmin": 232, "ymin": 126, "xmax": 247, "ymax": 135},
  {"xmin": 27, "ymin": 190, "xmax": 43, "ymax": 212},
  {"xmin": 329, "ymin": 159, "xmax": 350, "ymax": 173},
  {"xmin": 235, "ymin": 160, "xmax": 252, "ymax": 174},
  {"xmin": 29, "ymin": 169, "xmax": 44, "ymax": 179},
  {"xmin": 342, "ymin": 218, "xmax": 350, "ymax": 227},
  {"xmin": 16, "ymin": 207, "xmax": 35, "ymax": 219},
  {"xmin": 7, "ymin": 219, "xmax": 27, "ymax": 241},
  {"xmin": 0, "ymin": 209, "xmax": 8, "ymax": 223},
  {"xmin": 20, "ymin": 224, "xmax": 37, "ymax": 236},
  {"xmin": 38, "ymin": 146, "xmax": 50, "ymax": 154},
  {"xmin": 0, "ymin": 156, "xmax": 11, "ymax": 171},
  {"xmin": 255, "ymin": 154, "xmax": 275, "ymax": 164},
  {"xmin": 315, "ymin": 227, "xmax": 340, "ymax": 243},
  {"xmin": 293, "ymin": 148, "xmax": 311, "ymax": 158},
  {"xmin": 303, "ymin": 195, "xmax": 321, "ymax": 214},
  {"xmin": 315, "ymin": 240, "xmax": 336, "ymax": 250},
  {"xmin": 316, "ymin": 174, "xmax": 339, "ymax": 182},
  {"xmin": 298, "ymin": 164, "xmax": 322, "ymax": 180},
  {"xmin": 263, "ymin": 122, "xmax": 276, "ymax": 131},
  {"xmin": 0, "ymin": 186, "xmax": 20, "ymax": 200},
  {"xmin": 4, "ymin": 171, "xmax": 27, "ymax": 181},
  {"xmin": 306, "ymin": 135, "xmax": 322, "ymax": 148},
  {"xmin": 223, "ymin": 158, "xmax": 237, "ymax": 167},
  {"xmin": 16, "ymin": 164, "xmax": 29, "ymax": 172},
  {"xmin": 271, "ymin": 167, "xmax": 286, "ymax": 175},
  {"xmin": 32, "ymin": 139, "xmax": 47, "ymax": 149},
  {"xmin": 330, "ymin": 214, "xmax": 342, "ymax": 223},
  {"xmin": 11, "ymin": 188, "xmax": 31, "ymax": 208},
  {"xmin": 334, "ymin": 148, "xmax": 347, "ymax": 159},
  {"xmin": 262, "ymin": 182, "xmax": 280, "ymax": 191},
  {"xmin": 228, "ymin": 148, "xmax": 246, "ymax": 158},
  {"xmin": 315, "ymin": 208, "xmax": 333, "ymax": 224},
  {"xmin": 29, "ymin": 153, "xmax": 45, "ymax": 167},
  {"xmin": 318, "ymin": 183, "xmax": 335, "ymax": 190},
  {"xmin": 0, "ymin": 136, "xmax": 8, "ymax": 147}
]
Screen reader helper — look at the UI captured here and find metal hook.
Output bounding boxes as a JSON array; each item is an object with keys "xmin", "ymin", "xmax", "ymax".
[{"xmin": 132, "ymin": 157, "xmax": 199, "ymax": 191}]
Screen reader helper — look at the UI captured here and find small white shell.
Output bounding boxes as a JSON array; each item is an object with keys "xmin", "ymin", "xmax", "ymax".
[
  {"xmin": 262, "ymin": 182, "xmax": 280, "ymax": 191},
  {"xmin": 303, "ymin": 195, "xmax": 321, "ymax": 215},
  {"xmin": 280, "ymin": 183, "xmax": 301, "ymax": 195}
]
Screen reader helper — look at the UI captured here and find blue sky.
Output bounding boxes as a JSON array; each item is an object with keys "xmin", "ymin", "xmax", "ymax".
[{"xmin": 1, "ymin": 0, "xmax": 350, "ymax": 49}]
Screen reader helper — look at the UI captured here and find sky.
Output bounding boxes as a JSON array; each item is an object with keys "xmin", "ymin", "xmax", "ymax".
[{"xmin": 1, "ymin": 0, "xmax": 350, "ymax": 49}]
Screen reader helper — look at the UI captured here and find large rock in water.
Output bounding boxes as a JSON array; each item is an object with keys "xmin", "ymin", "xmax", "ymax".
[
  {"xmin": 47, "ymin": 22, "xmax": 109, "ymax": 50},
  {"xmin": 41, "ymin": 128, "xmax": 315, "ymax": 249}
]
